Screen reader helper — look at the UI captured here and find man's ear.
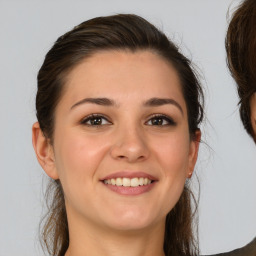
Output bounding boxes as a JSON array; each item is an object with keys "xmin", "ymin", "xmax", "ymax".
[
  {"xmin": 32, "ymin": 122, "xmax": 59, "ymax": 180},
  {"xmin": 187, "ymin": 129, "xmax": 201, "ymax": 178}
]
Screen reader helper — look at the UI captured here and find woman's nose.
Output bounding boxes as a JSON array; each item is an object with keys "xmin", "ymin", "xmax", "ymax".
[{"xmin": 110, "ymin": 126, "xmax": 150, "ymax": 163}]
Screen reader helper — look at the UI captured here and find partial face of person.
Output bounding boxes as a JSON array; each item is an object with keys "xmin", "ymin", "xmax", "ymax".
[
  {"xmin": 34, "ymin": 50, "xmax": 200, "ymax": 232},
  {"xmin": 250, "ymin": 93, "xmax": 256, "ymax": 137}
]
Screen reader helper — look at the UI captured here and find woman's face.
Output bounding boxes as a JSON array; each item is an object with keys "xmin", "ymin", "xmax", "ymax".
[{"xmin": 38, "ymin": 50, "xmax": 200, "ymax": 232}]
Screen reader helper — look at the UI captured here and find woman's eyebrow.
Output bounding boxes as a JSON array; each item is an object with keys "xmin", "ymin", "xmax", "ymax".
[
  {"xmin": 70, "ymin": 97, "xmax": 183, "ymax": 115},
  {"xmin": 143, "ymin": 98, "xmax": 183, "ymax": 115},
  {"xmin": 70, "ymin": 97, "xmax": 116, "ymax": 110}
]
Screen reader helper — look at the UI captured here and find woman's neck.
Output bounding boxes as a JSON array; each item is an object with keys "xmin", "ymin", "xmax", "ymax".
[{"xmin": 65, "ymin": 211, "xmax": 166, "ymax": 256}]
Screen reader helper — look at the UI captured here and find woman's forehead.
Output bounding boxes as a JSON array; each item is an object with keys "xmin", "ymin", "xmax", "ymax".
[{"xmin": 57, "ymin": 50, "xmax": 186, "ymax": 112}]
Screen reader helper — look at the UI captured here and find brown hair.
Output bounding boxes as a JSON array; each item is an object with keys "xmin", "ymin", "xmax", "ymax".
[
  {"xmin": 226, "ymin": 0, "xmax": 256, "ymax": 138},
  {"xmin": 36, "ymin": 14, "xmax": 204, "ymax": 256}
]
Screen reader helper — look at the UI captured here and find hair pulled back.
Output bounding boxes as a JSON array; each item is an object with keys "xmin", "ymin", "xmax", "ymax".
[
  {"xmin": 226, "ymin": 0, "xmax": 256, "ymax": 138},
  {"xmin": 36, "ymin": 14, "xmax": 204, "ymax": 256}
]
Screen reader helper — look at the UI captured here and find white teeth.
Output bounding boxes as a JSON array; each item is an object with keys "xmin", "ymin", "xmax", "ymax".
[
  {"xmin": 123, "ymin": 178, "xmax": 131, "ymax": 187},
  {"xmin": 131, "ymin": 178, "xmax": 139, "ymax": 187},
  {"xmin": 116, "ymin": 178, "xmax": 122, "ymax": 186},
  {"xmin": 103, "ymin": 177, "xmax": 153, "ymax": 187},
  {"xmin": 139, "ymin": 177, "xmax": 144, "ymax": 186}
]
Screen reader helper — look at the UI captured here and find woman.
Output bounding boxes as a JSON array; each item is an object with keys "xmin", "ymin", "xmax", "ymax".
[
  {"xmin": 32, "ymin": 14, "xmax": 203, "ymax": 256},
  {"xmin": 225, "ymin": 0, "xmax": 256, "ymax": 255}
]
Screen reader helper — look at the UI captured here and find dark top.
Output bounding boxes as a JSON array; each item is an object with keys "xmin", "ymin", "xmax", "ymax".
[{"xmin": 206, "ymin": 237, "xmax": 256, "ymax": 256}]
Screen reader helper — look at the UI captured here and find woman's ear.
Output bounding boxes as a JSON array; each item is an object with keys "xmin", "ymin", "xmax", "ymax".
[
  {"xmin": 187, "ymin": 129, "xmax": 201, "ymax": 178},
  {"xmin": 32, "ymin": 122, "xmax": 59, "ymax": 180}
]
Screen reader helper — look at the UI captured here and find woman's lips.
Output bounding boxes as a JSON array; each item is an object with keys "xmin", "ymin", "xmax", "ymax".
[
  {"xmin": 100, "ymin": 171, "xmax": 157, "ymax": 196},
  {"xmin": 103, "ymin": 182, "xmax": 155, "ymax": 195}
]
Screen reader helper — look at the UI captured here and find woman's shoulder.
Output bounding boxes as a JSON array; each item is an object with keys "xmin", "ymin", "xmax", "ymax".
[{"xmin": 202, "ymin": 237, "xmax": 256, "ymax": 256}]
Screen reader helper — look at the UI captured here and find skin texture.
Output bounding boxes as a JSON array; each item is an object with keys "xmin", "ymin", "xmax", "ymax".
[{"xmin": 32, "ymin": 50, "xmax": 200, "ymax": 256}]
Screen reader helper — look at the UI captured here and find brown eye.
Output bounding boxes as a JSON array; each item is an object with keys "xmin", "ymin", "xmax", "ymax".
[
  {"xmin": 146, "ymin": 115, "xmax": 176, "ymax": 126},
  {"xmin": 151, "ymin": 117, "xmax": 164, "ymax": 125},
  {"xmin": 90, "ymin": 117, "xmax": 103, "ymax": 125},
  {"xmin": 81, "ymin": 115, "xmax": 111, "ymax": 126}
]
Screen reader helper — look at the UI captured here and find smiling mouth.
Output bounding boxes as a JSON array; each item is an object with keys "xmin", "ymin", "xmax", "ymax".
[{"xmin": 103, "ymin": 177, "xmax": 153, "ymax": 187}]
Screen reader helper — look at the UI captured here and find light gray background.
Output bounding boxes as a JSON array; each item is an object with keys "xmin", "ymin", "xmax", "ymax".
[{"xmin": 1, "ymin": 0, "xmax": 256, "ymax": 255}]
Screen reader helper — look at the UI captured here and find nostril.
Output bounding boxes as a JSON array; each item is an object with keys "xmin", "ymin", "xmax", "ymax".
[{"xmin": 110, "ymin": 142, "xmax": 149, "ymax": 162}]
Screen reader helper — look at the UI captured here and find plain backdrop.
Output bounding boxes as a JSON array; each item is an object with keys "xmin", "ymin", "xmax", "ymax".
[{"xmin": 1, "ymin": 0, "xmax": 256, "ymax": 255}]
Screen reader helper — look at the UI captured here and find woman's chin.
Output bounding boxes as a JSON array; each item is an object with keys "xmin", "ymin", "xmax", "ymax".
[
  {"xmin": 100, "ymin": 209, "xmax": 161, "ymax": 232},
  {"xmin": 106, "ymin": 220, "xmax": 155, "ymax": 233}
]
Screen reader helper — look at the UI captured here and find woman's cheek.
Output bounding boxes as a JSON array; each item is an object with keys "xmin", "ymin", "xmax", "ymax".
[
  {"xmin": 156, "ymin": 135, "xmax": 190, "ymax": 169},
  {"xmin": 57, "ymin": 132, "xmax": 109, "ymax": 178}
]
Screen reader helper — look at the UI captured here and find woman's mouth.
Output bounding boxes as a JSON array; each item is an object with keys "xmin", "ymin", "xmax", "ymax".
[
  {"xmin": 101, "ymin": 172, "xmax": 157, "ymax": 196},
  {"xmin": 103, "ymin": 177, "xmax": 153, "ymax": 187}
]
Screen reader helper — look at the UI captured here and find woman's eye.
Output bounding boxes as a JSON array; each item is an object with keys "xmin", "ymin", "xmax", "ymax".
[
  {"xmin": 81, "ymin": 115, "xmax": 111, "ymax": 126},
  {"xmin": 146, "ymin": 115, "xmax": 175, "ymax": 126}
]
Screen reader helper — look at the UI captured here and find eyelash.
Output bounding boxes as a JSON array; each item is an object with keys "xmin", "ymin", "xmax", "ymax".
[
  {"xmin": 80, "ymin": 114, "xmax": 112, "ymax": 126},
  {"xmin": 80, "ymin": 114, "xmax": 176, "ymax": 127},
  {"xmin": 146, "ymin": 114, "xmax": 176, "ymax": 126}
]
